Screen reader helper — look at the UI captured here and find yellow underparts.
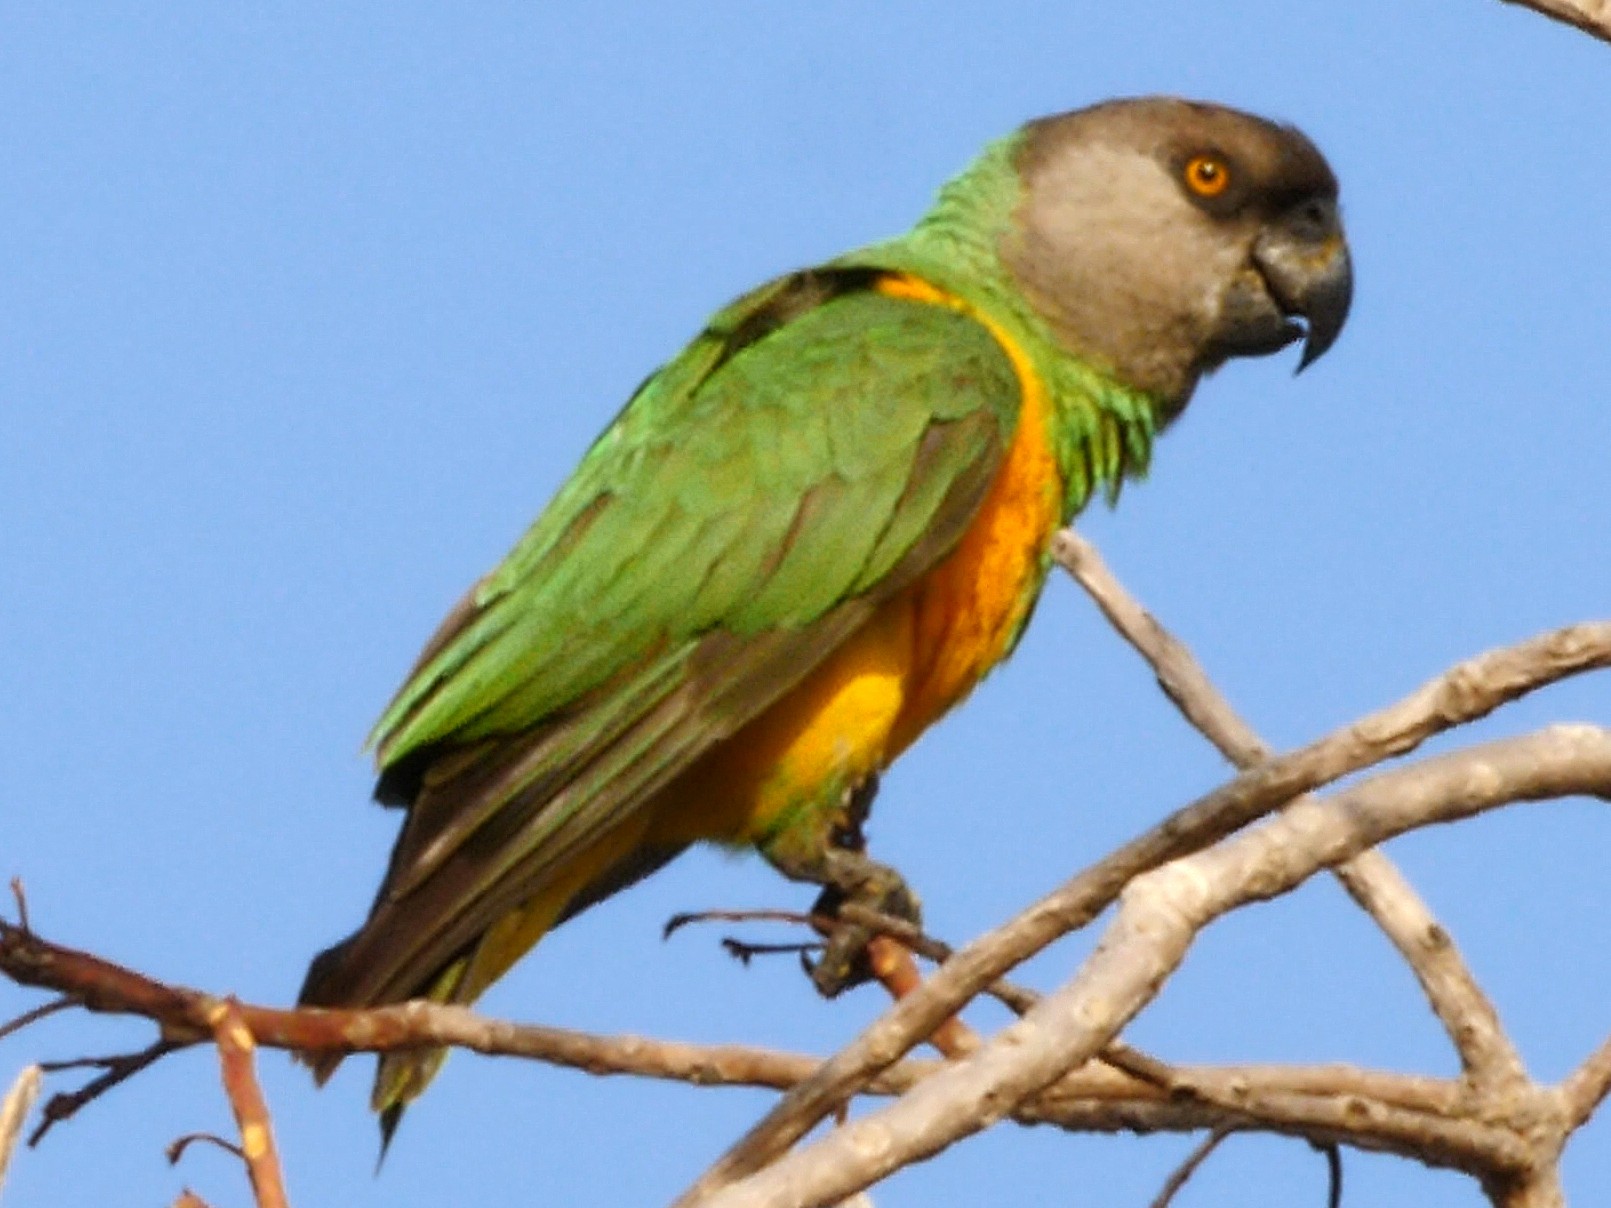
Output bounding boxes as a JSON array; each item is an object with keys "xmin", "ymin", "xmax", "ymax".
[{"xmin": 651, "ymin": 271, "xmax": 1063, "ymax": 850}]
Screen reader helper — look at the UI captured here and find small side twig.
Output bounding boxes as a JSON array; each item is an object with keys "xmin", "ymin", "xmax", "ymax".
[
  {"xmin": 1317, "ymin": 1140, "xmax": 1343, "ymax": 1208},
  {"xmin": 31, "ymin": 1041, "xmax": 178, "ymax": 1145},
  {"xmin": 1148, "ymin": 1126, "xmax": 1234, "ymax": 1208},
  {"xmin": 862, "ymin": 937, "xmax": 978, "ymax": 1058},
  {"xmin": 1331, "ymin": 850, "xmax": 1525, "ymax": 1090},
  {"xmin": 0, "ymin": 999, "xmax": 72, "ymax": 1046},
  {"xmin": 8, "ymin": 883, "xmax": 29, "ymax": 937},
  {"xmin": 167, "ymin": 1132, "xmax": 247, "ymax": 1165},
  {"xmin": 1559, "ymin": 1030, "xmax": 1611, "ymax": 1127}
]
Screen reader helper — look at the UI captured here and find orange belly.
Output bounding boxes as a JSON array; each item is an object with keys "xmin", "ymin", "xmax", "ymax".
[{"xmin": 647, "ymin": 273, "xmax": 1063, "ymax": 850}]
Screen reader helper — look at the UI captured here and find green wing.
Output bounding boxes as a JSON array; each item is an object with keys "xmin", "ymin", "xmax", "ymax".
[{"xmin": 302, "ymin": 268, "xmax": 1022, "ymax": 1008}]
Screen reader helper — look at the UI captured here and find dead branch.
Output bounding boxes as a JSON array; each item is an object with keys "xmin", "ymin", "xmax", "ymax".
[
  {"xmin": 1332, "ymin": 850, "xmax": 1524, "ymax": 1090},
  {"xmin": 687, "ymin": 725, "xmax": 1611, "ymax": 1207},
  {"xmin": 168, "ymin": 1132, "xmax": 247, "ymax": 1165},
  {"xmin": 676, "ymin": 562, "xmax": 1611, "ymax": 1202},
  {"xmin": 1056, "ymin": 532, "xmax": 1527, "ymax": 1090},
  {"xmin": 1502, "ymin": 0, "xmax": 1611, "ymax": 45},
  {"xmin": 1559, "ymin": 1031, "xmax": 1611, "ymax": 1128},
  {"xmin": 0, "ymin": 903, "xmax": 1564, "ymax": 1184}
]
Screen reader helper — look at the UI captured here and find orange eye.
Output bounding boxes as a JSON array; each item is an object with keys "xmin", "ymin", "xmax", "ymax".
[{"xmin": 1184, "ymin": 155, "xmax": 1230, "ymax": 197}]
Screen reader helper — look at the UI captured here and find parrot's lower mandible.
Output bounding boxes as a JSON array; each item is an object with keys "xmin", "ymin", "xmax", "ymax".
[{"xmin": 298, "ymin": 96, "xmax": 1353, "ymax": 1140}]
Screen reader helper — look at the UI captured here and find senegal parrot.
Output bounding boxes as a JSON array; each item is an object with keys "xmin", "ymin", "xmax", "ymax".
[{"xmin": 299, "ymin": 96, "xmax": 1352, "ymax": 1136}]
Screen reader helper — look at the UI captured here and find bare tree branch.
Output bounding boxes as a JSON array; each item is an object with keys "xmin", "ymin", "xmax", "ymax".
[
  {"xmin": 1330, "ymin": 850, "xmax": 1525, "ymax": 1090},
  {"xmin": 1056, "ymin": 532, "xmax": 1527, "ymax": 1089},
  {"xmin": 1502, "ymin": 0, "xmax": 1611, "ymax": 45},
  {"xmin": 689, "ymin": 726, "xmax": 1611, "ymax": 1208},
  {"xmin": 0, "ymin": 902, "xmax": 1556, "ymax": 1183},
  {"xmin": 677, "ymin": 544, "xmax": 1611, "ymax": 1202},
  {"xmin": 4, "ymin": 533, "xmax": 1608, "ymax": 1203}
]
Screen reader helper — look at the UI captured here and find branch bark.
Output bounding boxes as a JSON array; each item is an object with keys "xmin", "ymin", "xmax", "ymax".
[
  {"xmin": 0, "ymin": 906, "xmax": 1557, "ymax": 1185},
  {"xmin": 207, "ymin": 1000, "xmax": 289, "ymax": 1208},
  {"xmin": 1503, "ymin": 0, "xmax": 1611, "ymax": 45},
  {"xmin": 689, "ymin": 726, "xmax": 1611, "ymax": 1208},
  {"xmin": 677, "ymin": 553, "xmax": 1611, "ymax": 1202},
  {"xmin": 1056, "ymin": 532, "xmax": 1527, "ymax": 1090}
]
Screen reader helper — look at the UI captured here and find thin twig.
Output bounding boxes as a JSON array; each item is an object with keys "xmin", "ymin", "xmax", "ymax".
[
  {"xmin": 863, "ymin": 937, "xmax": 978, "ymax": 1057},
  {"xmin": 1559, "ymin": 1030, "xmax": 1611, "ymax": 1126},
  {"xmin": 167, "ymin": 1132, "xmax": 247, "ymax": 1164},
  {"xmin": 1331, "ymin": 850, "xmax": 1525, "ymax": 1089},
  {"xmin": 0, "ymin": 999, "xmax": 73, "ymax": 1045},
  {"xmin": 1148, "ymin": 1126, "xmax": 1234, "ymax": 1208},
  {"xmin": 6, "ymin": 884, "xmax": 27, "ymax": 938},
  {"xmin": 1317, "ymin": 1141, "xmax": 1343, "ymax": 1208},
  {"xmin": 30, "ymin": 1041, "xmax": 178, "ymax": 1145}
]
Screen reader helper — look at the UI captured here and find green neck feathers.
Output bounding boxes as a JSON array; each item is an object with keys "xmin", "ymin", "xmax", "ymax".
[{"xmin": 842, "ymin": 131, "xmax": 1161, "ymax": 519}]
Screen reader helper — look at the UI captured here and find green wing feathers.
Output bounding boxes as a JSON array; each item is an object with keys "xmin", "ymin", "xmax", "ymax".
[{"xmin": 299, "ymin": 269, "xmax": 1022, "ymax": 1018}]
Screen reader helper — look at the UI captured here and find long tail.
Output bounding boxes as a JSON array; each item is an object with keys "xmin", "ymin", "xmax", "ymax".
[{"xmin": 297, "ymin": 890, "xmax": 571, "ymax": 1147}]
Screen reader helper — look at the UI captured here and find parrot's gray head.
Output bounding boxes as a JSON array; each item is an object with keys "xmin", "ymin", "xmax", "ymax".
[{"xmin": 1002, "ymin": 96, "xmax": 1352, "ymax": 418}]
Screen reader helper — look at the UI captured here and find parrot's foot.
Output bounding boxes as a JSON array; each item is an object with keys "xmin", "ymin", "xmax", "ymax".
[
  {"xmin": 802, "ymin": 852, "xmax": 922, "ymax": 998},
  {"xmin": 763, "ymin": 775, "xmax": 922, "ymax": 998}
]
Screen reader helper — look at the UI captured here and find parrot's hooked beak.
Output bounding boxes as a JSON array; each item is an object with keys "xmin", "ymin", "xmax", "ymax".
[{"xmin": 1252, "ymin": 197, "xmax": 1353, "ymax": 372}]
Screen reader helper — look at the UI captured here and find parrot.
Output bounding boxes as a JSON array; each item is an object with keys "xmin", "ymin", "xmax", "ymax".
[{"xmin": 298, "ymin": 95, "xmax": 1352, "ymax": 1138}]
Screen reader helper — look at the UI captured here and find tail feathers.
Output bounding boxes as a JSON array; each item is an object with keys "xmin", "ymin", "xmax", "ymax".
[
  {"xmin": 297, "ymin": 925, "xmax": 472, "ymax": 1151},
  {"xmin": 297, "ymin": 868, "xmax": 579, "ymax": 1148},
  {"xmin": 378, "ymin": 1103, "xmax": 405, "ymax": 1160},
  {"xmin": 365, "ymin": 956, "xmax": 467, "ymax": 1152},
  {"xmin": 295, "ymin": 930, "xmax": 377, "ymax": 1086},
  {"xmin": 371, "ymin": 1042, "xmax": 451, "ymax": 1155}
]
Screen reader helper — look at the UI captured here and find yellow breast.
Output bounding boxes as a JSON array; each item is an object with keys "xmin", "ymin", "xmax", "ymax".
[
  {"xmin": 878, "ymin": 275, "xmax": 1062, "ymax": 757},
  {"xmin": 648, "ymin": 273, "xmax": 1061, "ymax": 848}
]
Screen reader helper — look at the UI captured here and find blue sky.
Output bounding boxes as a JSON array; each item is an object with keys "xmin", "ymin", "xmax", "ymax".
[{"xmin": 2, "ymin": 5, "xmax": 1607, "ymax": 1205}]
